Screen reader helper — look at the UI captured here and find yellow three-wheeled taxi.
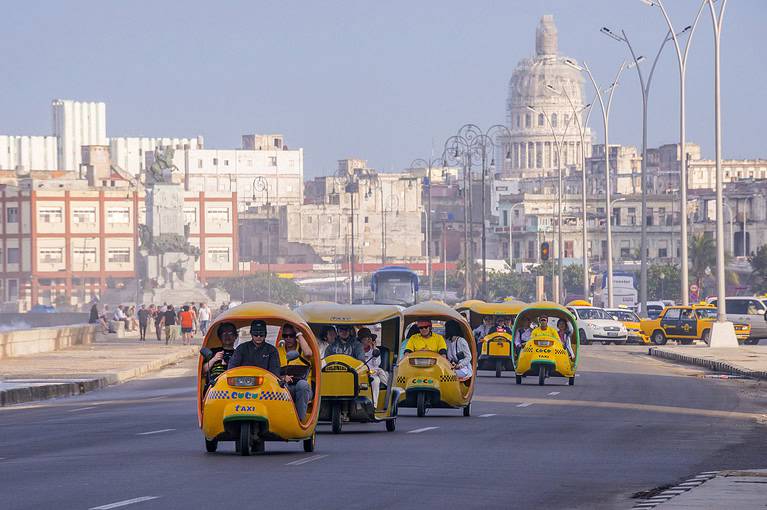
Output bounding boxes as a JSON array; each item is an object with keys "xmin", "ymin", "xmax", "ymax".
[
  {"xmin": 197, "ymin": 302, "xmax": 321, "ymax": 455},
  {"xmin": 456, "ymin": 300, "xmax": 526, "ymax": 377},
  {"xmin": 396, "ymin": 302, "xmax": 477, "ymax": 417},
  {"xmin": 295, "ymin": 302, "xmax": 402, "ymax": 433}
]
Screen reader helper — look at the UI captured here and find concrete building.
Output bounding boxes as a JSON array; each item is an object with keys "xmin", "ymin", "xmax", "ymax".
[
  {"xmin": 161, "ymin": 134, "xmax": 303, "ymax": 210},
  {"xmin": 0, "ymin": 179, "xmax": 238, "ymax": 311},
  {"xmin": 504, "ymin": 15, "xmax": 592, "ymax": 178},
  {"xmin": 110, "ymin": 136, "xmax": 204, "ymax": 178},
  {"xmin": 52, "ymin": 99, "xmax": 108, "ymax": 172},
  {"xmin": 0, "ymin": 136, "xmax": 58, "ymax": 172}
]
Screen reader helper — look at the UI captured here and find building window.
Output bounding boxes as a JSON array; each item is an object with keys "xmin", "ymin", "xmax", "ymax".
[
  {"xmin": 551, "ymin": 113, "xmax": 558, "ymax": 128},
  {"xmin": 525, "ymin": 114, "xmax": 531, "ymax": 128},
  {"xmin": 224, "ymin": 160, "xmax": 229, "ymax": 166},
  {"xmin": 107, "ymin": 248, "xmax": 131, "ymax": 264},
  {"xmin": 516, "ymin": 114, "xmax": 521, "ymax": 128},
  {"xmin": 620, "ymin": 241, "xmax": 631, "ymax": 259},
  {"xmin": 207, "ymin": 207, "xmax": 230, "ymax": 223},
  {"xmin": 307, "ymin": 216, "xmax": 313, "ymax": 224},
  {"xmin": 269, "ymin": 156, "xmax": 278, "ymax": 167},
  {"xmin": 7, "ymin": 279, "xmax": 18, "ymax": 301},
  {"xmin": 0, "ymin": 248, "xmax": 3, "ymax": 264},
  {"xmin": 658, "ymin": 247, "xmax": 668, "ymax": 258},
  {"xmin": 564, "ymin": 240, "xmax": 574, "ymax": 258},
  {"xmin": 207, "ymin": 247, "xmax": 230, "ymax": 264},
  {"xmin": 364, "ymin": 216, "xmax": 369, "ymax": 224},
  {"xmin": 6, "ymin": 207, "xmax": 19, "ymax": 223},
  {"xmin": 183, "ymin": 207, "xmax": 198, "ymax": 225},
  {"xmin": 73, "ymin": 207, "xmax": 97, "ymax": 224},
  {"xmin": 538, "ymin": 113, "xmax": 545, "ymax": 127},
  {"xmin": 7, "ymin": 247, "xmax": 20, "ymax": 264},
  {"xmin": 198, "ymin": 159, "xmax": 203, "ymax": 168},
  {"xmin": 39, "ymin": 207, "xmax": 63, "ymax": 223},
  {"xmin": 106, "ymin": 207, "xmax": 130, "ymax": 224},
  {"xmin": 73, "ymin": 248, "xmax": 97, "ymax": 264},
  {"xmin": 39, "ymin": 248, "xmax": 63, "ymax": 264},
  {"xmin": 502, "ymin": 209, "xmax": 509, "ymax": 227},
  {"xmin": 213, "ymin": 158, "xmax": 218, "ymax": 165}
]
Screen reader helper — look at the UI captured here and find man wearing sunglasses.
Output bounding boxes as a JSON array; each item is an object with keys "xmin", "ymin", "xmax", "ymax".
[
  {"xmin": 529, "ymin": 316, "xmax": 559, "ymax": 344},
  {"xmin": 277, "ymin": 324, "xmax": 313, "ymax": 421},
  {"xmin": 404, "ymin": 319, "xmax": 448, "ymax": 358},
  {"xmin": 228, "ymin": 320, "xmax": 281, "ymax": 377}
]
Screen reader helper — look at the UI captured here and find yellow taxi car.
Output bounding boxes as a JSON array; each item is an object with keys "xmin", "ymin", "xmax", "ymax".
[
  {"xmin": 604, "ymin": 307, "xmax": 649, "ymax": 344},
  {"xmin": 640, "ymin": 303, "xmax": 750, "ymax": 345}
]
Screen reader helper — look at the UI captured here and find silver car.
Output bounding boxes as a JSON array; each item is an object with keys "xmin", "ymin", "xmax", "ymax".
[{"xmin": 709, "ymin": 297, "xmax": 766, "ymax": 344}]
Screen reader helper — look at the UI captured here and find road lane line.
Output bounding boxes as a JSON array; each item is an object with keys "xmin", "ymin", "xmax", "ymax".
[
  {"xmin": 136, "ymin": 428, "xmax": 175, "ymax": 436},
  {"xmin": 547, "ymin": 391, "xmax": 560, "ymax": 396},
  {"xmin": 479, "ymin": 413, "xmax": 497, "ymax": 418},
  {"xmin": 408, "ymin": 426, "xmax": 439, "ymax": 434},
  {"xmin": 89, "ymin": 496, "xmax": 159, "ymax": 509},
  {"xmin": 285, "ymin": 454, "xmax": 328, "ymax": 466},
  {"xmin": 68, "ymin": 406, "xmax": 97, "ymax": 412},
  {"xmin": 516, "ymin": 403, "xmax": 533, "ymax": 408}
]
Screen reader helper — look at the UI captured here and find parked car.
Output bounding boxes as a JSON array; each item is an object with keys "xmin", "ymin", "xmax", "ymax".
[
  {"xmin": 567, "ymin": 306, "xmax": 628, "ymax": 345},
  {"xmin": 27, "ymin": 304, "xmax": 56, "ymax": 313},
  {"xmin": 605, "ymin": 308, "xmax": 648, "ymax": 344},
  {"xmin": 708, "ymin": 297, "xmax": 766, "ymax": 345},
  {"xmin": 640, "ymin": 303, "xmax": 750, "ymax": 345}
]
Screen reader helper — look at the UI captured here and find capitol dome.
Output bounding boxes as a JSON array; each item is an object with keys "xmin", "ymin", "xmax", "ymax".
[{"xmin": 504, "ymin": 15, "xmax": 591, "ymax": 176}]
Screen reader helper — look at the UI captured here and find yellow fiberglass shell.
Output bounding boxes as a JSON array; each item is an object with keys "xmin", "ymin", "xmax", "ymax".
[
  {"xmin": 480, "ymin": 331, "xmax": 514, "ymax": 358},
  {"xmin": 566, "ymin": 299, "xmax": 593, "ymax": 307},
  {"xmin": 197, "ymin": 301, "xmax": 320, "ymax": 440},
  {"xmin": 512, "ymin": 302, "xmax": 580, "ymax": 376},
  {"xmin": 456, "ymin": 300, "xmax": 527, "ymax": 329},
  {"xmin": 320, "ymin": 354, "xmax": 372, "ymax": 399},
  {"xmin": 399, "ymin": 302, "xmax": 477, "ymax": 407}
]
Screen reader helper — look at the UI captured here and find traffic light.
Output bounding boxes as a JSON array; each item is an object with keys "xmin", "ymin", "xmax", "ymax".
[{"xmin": 540, "ymin": 242, "xmax": 550, "ymax": 261}]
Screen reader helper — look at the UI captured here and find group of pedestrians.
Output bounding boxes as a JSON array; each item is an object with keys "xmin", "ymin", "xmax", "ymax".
[{"xmin": 89, "ymin": 302, "xmax": 213, "ymax": 345}]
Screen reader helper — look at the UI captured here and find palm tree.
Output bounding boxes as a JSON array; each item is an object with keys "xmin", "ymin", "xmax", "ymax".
[{"xmin": 688, "ymin": 234, "xmax": 738, "ymax": 296}]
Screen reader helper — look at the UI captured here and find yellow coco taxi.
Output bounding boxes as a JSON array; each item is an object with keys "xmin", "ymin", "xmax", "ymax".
[
  {"xmin": 295, "ymin": 302, "xmax": 403, "ymax": 433},
  {"xmin": 513, "ymin": 302, "xmax": 579, "ymax": 386},
  {"xmin": 197, "ymin": 302, "xmax": 321, "ymax": 456},
  {"xmin": 640, "ymin": 304, "xmax": 751, "ymax": 345},
  {"xmin": 604, "ymin": 307, "xmax": 649, "ymax": 344},
  {"xmin": 397, "ymin": 302, "xmax": 477, "ymax": 417},
  {"xmin": 456, "ymin": 300, "xmax": 526, "ymax": 378}
]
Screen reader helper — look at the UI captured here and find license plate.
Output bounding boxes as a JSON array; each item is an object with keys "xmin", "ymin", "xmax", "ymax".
[{"xmin": 608, "ymin": 332, "xmax": 619, "ymax": 337}]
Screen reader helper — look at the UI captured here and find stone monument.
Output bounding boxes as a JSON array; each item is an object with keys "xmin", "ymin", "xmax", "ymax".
[{"xmin": 137, "ymin": 147, "xmax": 228, "ymax": 305}]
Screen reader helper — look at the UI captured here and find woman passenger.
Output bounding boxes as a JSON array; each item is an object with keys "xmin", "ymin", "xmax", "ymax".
[
  {"xmin": 444, "ymin": 320, "xmax": 473, "ymax": 380},
  {"xmin": 557, "ymin": 318, "xmax": 575, "ymax": 360}
]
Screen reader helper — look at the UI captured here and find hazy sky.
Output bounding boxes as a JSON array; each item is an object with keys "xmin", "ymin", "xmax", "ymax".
[{"xmin": 1, "ymin": 1, "xmax": 764, "ymax": 178}]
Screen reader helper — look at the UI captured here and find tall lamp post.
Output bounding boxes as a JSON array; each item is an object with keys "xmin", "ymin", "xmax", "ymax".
[
  {"xmin": 410, "ymin": 157, "xmax": 443, "ymax": 300},
  {"xmin": 642, "ymin": 0, "xmax": 709, "ymax": 306},
  {"xmin": 599, "ymin": 25, "xmax": 689, "ymax": 315},
  {"xmin": 253, "ymin": 176, "xmax": 271, "ymax": 301},
  {"xmin": 566, "ymin": 58, "xmax": 630, "ymax": 308},
  {"xmin": 546, "ymin": 82, "xmax": 593, "ymax": 300}
]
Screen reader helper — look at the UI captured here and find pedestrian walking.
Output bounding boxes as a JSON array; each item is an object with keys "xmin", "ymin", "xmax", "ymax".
[
  {"xmin": 198, "ymin": 302, "xmax": 211, "ymax": 336},
  {"xmin": 179, "ymin": 305, "xmax": 195, "ymax": 346},
  {"xmin": 137, "ymin": 304, "xmax": 150, "ymax": 341},
  {"xmin": 160, "ymin": 305, "xmax": 178, "ymax": 345},
  {"xmin": 151, "ymin": 305, "xmax": 162, "ymax": 341}
]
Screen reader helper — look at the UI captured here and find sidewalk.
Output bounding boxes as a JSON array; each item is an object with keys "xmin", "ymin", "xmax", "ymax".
[
  {"xmin": 633, "ymin": 469, "xmax": 767, "ymax": 509},
  {"xmin": 648, "ymin": 345, "xmax": 767, "ymax": 380},
  {"xmin": 0, "ymin": 330, "xmax": 199, "ymax": 406}
]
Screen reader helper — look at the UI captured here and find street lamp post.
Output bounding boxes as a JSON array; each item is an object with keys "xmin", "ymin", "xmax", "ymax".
[
  {"xmin": 410, "ymin": 157, "xmax": 443, "ymax": 300},
  {"xmin": 566, "ymin": 58, "xmax": 628, "ymax": 308},
  {"xmin": 600, "ymin": 25, "xmax": 686, "ymax": 315},
  {"xmin": 643, "ymin": 0, "xmax": 710, "ymax": 306},
  {"xmin": 507, "ymin": 202, "xmax": 525, "ymax": 270},
  {"xmin": 253, "ymin": 177, "xmax": 271, "ymax": 301}
]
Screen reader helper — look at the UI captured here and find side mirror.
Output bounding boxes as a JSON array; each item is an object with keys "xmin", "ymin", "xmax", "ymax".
[
  {"xmin": 285, "ymin": 350, "xmax": 300, "ymax": 362},
  {"xmin": 456, "ymin": 352, "xmax": 466, "ymax": 361},
  {"xmin": 371, "ymin": 348, "xmax": 381, "ymax": 358},
  {"xmin": 200, "ymin": 347, "xmax": 214, "ymax": 361}
]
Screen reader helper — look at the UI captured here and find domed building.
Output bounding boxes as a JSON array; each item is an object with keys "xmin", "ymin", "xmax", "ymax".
[{"xmin": 504, "ymin": 15, "xmax": 591, "ymax": 178}]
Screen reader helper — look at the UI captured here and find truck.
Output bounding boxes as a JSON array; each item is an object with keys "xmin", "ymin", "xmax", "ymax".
[{"xmin": 593, "ymin": 271, "xmax": 638, "ymax": 310}]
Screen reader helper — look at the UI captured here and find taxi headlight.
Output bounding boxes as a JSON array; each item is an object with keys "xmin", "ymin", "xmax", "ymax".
[
  {"xmin": 409, "ymin": 357, "xmax": 437, "ymax": 368},
  {"xmin": 588, "ymin": 323, "xmax": 600, "ymax": 330},
  {"xmin": 227, "ymin": 376, "xmax": 263, "ymax": 388},
  {"xmin": 534, "ymin": 340, "xmax": 553, "ymax": 347}
]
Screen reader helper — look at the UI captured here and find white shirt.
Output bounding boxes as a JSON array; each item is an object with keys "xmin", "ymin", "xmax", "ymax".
[{"xmin": 198, "ymin": 306, "xmax": 210, "ymax": 321}]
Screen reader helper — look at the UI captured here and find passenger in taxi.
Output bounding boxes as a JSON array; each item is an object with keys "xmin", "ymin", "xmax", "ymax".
[
  {"xmin": 359, "ymin": 329, "xmax": 388, "ymax": 408},
  {"xmin": 444, "ymin": 320, "xmax": 473, "ymax": 380},
  {"xmin": 278, "ymin": 324, "xmax": 313, "ymax": 421},
  {"xmin": 404, "ymin": 319, "xmax": 448, "ymax": 357},
  {"xmin": 514, "ymin": 317, "xmax": 532, "ymax": 355},
  {"xmin": 325, "ymin": 324, "xmax": 365, "ymax": 360},
  {"xmin": 556, "ymin": 318, "xmax": 575, "ymax": 359},
  {"xmin": 203, "ymin": 322, "xmax": 238, "ymax": 385}
]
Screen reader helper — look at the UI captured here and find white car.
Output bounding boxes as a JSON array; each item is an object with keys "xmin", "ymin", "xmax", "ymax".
[{"xmin": 567, "ymin": 306, "xmax": 628, "ymax": 345}]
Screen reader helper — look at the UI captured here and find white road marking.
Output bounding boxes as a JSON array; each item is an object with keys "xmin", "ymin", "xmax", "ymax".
[
  {"xmin": 68, "ymin": 406, "xmax": 97, "ymax": 412},
  {"xmin": 547, "ymin": 391, "xmax": 560, "ymax": 396},
  {"xmin": 479, "ymin": 413, "xmax": 497, "ymax": 418},
  {"xmin": 136, "ymin": 428, "xmax": 175, "ymax": 436},
  {"xmin": 89, "ymin": 496, "xmax": 159, "ymax": 509},
  {"xmin": 285, "ymin": 454, "xmax": 328, "ymax": 466},
  {"xmin": 516, "ymin": 402, "xmax": 533, "ymax": 408},
  {"xmin": 407, "ymin": 426, "xmax": 439, "ymax": 434}
]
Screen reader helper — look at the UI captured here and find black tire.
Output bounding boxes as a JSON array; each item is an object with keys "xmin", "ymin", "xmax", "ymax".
[
  {"xmin": 515, "ymin": 375, "xmax": 522, "ymax": 385},
  {"xmin": 463, "ymin": 403, "xmax": 471, "ymax": 417},
  {"xmin": 579, "ymin": 329, "xmax": 590, "ymax": 345},
  {"xmin": 495, "ymin": 359, "xmax": 503, "ymax": 378},
  {"xmin": 253, "ymin": 440, "xmax": 265, "ymax": 453},
  {"xmin": 386, "ymin": 418, "xmax": 396, "ymax": 432},
  {"xmin": 700, "ymin": 330, "xmax": 711, "ymax": 345},
  {"xmin": 538, "ymin": 365, "xmax": 547, "ymax": 386},
  {"xmin": 652, "ymin": 331, "xmax": 667, "ymax": 346},
  {"xmin": 331, "ymin": 403, "xmax": 342, "ymax": 434},
  {"xmin": 416, "ymin": 392, "xmax": 427, "ymax": 417},
  {"xmin": 238, "ymin": 422, "xmax": 251, "ymax": 456},
  {"xmin": 746, "ymin": 338, "xmax": 760, "ymax": 345},
  {"xmin": 303, "ymin": 433, "xmax": 315, "ymax": 452},
  {"xmin": 205, "ymin": 439, "xmax": 218, "ymax": 453},
  {"xmin": 568, "ymin": 377, "xmax": 575, "ymax": 386}
]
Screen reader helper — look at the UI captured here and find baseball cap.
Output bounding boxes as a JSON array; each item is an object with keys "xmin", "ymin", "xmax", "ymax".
[{"xmin": 250, "ymin": 320, "xmax": 268, "ymax": 336}]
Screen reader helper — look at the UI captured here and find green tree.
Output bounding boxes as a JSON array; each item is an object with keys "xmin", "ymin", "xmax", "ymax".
[
  {"xmin": 562, "ymin": 264, "xmax": 585, "ymax": 301},
  {"xmin": 486, "ymin": 269, "xmax": 536, "ymax": 302},
  {"xmin": 214, "ymin": 273, "xmax": 305, "ymax": 306},
  {"xmin": 688, "ymin": 234, "xmax": 716, "ymax": 292},
  {"xmin": 749, "ymin": 245, "xmax": 767, "ymax": 293},
  {"xmin": 648, "ymin": 263, "xmax": 681, "ymax": 302}
]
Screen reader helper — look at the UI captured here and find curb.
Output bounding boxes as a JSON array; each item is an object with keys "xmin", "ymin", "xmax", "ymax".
[
  {"xmin": 648, "ymin": 347, "xmax": 767, "ymax": 380},
  {"xmin": 0, "ymin": 347, "xmax": 197, "ymax": 407},
  {"xmin": 631, "ymin": 471, "xmax": 719, "ymax": 509}
]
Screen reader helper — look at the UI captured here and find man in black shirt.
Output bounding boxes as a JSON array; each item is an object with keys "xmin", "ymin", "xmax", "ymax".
[
  {"xmin": 160, "ymin": 305, "xmax": 178, "ymax": 345},
  {"xmin": 137, "ymin": 304, "xmax": 150, "ymax": 341},
  {"xmin": 203, "ymin": 322, "xmax": 238, "ymax": 385},
  {"xmin": 228, "ymin": 320, "xmax": 280, "ymax": 376}
]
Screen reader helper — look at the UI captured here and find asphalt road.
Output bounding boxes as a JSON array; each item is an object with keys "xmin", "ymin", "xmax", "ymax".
[{"xmin": 1, "ymin": 346, "xmax": 766, "ymax": 510}]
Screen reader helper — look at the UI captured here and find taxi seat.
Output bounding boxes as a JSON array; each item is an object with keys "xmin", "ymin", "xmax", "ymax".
[{"xmin": 377, "ymin": 346, "xmax": 391, "ymax": 389}]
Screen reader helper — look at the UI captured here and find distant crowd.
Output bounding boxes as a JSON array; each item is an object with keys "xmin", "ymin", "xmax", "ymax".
[{"xmin": 89, "ymin": 302, "xmax": 231, "ymax": 345}]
